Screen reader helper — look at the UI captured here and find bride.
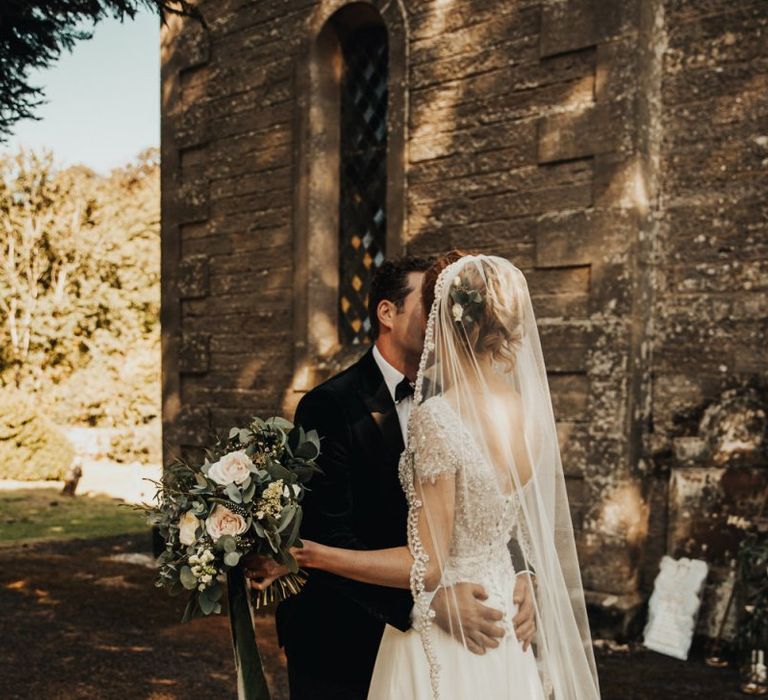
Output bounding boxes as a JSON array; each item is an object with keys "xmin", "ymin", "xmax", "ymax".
[{"xmin": 290, "ymin": 254, "xmax": 600, "ymax": 699}]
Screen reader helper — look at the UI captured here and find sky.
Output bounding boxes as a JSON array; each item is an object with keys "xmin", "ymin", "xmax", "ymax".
[{"xmin": 3, "ymin": 10, "xmax": 160, "ymax": 175}]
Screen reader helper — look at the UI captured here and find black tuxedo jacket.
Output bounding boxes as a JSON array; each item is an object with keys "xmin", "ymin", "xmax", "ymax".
[{"xmin": 275, "ymin": 348, "xmax": 412, "ymax": 696}]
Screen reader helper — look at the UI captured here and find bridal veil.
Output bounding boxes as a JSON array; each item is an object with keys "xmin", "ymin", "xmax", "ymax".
[{"xmin": 399, "ymin": 254, "xmax": 600, "ymax": 699}]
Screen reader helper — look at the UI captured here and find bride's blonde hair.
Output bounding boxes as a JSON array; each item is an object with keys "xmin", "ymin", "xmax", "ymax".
[{"xmin": 423, "ymin": 251, "xmax": 526, "ymax": 372}]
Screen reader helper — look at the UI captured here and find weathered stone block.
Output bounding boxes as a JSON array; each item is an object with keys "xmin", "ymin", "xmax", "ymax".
[
  {"xmin": 540, "ymin": 0, "xmax": 640, "ymax": 58},
  {"xmin": 168, "ymin": 179, "xmax": 210, "ymax": 225},
  {"xmin": 175, "ymin": 404, "xmax": 211, "ymax": 447},
  {"xmin": 539, "ymin": 322, "xmax": 591, "ymax": 372},
  {"xmin": 557, "ymin": 420, "xmax": 589, "ymax": 477},
  {"xmin": 178, "ymin": 255, "xmax": 209, "ymax": 299},
  {"xmin": 550, "ymin": 373, "xmax": 591, "ymax": 421},
  {"xmin": 179, "ymin": 332, "xmax": 210, "ymax": 374},
  {"xmin": 535, "ymin": 209, "xmax": 635, "ymax": 268},
  {"xmin": 537, "ymin": 107, "xmax": 600, "ymax": 163}
]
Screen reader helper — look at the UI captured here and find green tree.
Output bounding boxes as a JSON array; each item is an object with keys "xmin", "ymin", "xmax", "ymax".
[
  {"xmin": 0, "ymin": 1, "xmax": 202, "ymax": 141},
  {"xmin": 0, "ymin": 148, "xmax": 160, "ymax": 434},
  {"xmin": 0, "ymin": 388, "xmax": 74, "ymax": 480}
]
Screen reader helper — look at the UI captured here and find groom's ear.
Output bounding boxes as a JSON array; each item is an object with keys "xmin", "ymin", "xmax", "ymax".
[{"xmin": 376, "ymin": 298, "xmax": 397, "ymax": 334}]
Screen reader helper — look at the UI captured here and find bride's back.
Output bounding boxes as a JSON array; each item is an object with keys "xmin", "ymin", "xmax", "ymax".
[{"xmin": 440, "ymin": 372, "xmax": 534, "ymax": 496}]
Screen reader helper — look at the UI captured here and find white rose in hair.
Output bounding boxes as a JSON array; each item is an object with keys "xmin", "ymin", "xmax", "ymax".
[
  {"xmin": 208, "ymin": 449, "xmax": 254, "ymax": 485},
  {"xmin": 178, "ymin": 510, "xmax": 200, "ymax": 546},
  {"xmin": 205, "ymin": 504, "xmax": 248, "ymax": 541},
  {"xmin": 452, "ymin": 303, "xmax": 463, "ymax": 322}
]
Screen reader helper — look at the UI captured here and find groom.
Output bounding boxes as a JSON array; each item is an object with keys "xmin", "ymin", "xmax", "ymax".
[{"xmin": 245, "ymin": 255, "xmax": 536, "ymax": 699}]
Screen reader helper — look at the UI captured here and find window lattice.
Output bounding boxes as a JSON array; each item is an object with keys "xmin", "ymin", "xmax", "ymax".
[{"xmin": 338, "ymin": 25, "xmax": 388, "ymax": 345}]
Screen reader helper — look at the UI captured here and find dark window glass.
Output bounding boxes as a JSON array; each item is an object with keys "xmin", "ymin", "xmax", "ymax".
[{"xmin": 338, "ymin": 25, "xmax": 388, "ymax": 345}]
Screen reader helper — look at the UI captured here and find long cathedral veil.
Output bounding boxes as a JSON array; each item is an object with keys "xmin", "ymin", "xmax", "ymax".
[{"xmin": 399, "ymin": 254, "xmax": 600, "ymax": 699}]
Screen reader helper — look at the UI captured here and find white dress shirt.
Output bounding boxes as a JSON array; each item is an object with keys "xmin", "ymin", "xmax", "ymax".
[{"xmin": 372, "ymin": 344, "xmax": 413, "ymax": 447}]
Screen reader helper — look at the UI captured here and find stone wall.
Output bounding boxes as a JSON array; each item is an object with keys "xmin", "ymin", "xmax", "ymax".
[
  {"xmin": 647, "ymin": 0, "xmax": 768, "ymax": 638},
  {"xmin": 160, "ymin": 0, "xmax": 768, "ymax": 635}
]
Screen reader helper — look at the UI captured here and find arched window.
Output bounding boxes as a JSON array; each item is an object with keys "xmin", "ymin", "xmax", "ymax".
[
  {"xmin": 292, "ymin": 1, "xmax": 406, "ymax": 389},
  {"xmin": 338, "ymin": 25, "xmax": 389, "ymax": 345}
]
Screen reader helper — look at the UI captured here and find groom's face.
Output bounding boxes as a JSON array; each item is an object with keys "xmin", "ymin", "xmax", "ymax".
[{"xmin": 391, "ymin": 271, "xmax": 427, "ymax": 358}]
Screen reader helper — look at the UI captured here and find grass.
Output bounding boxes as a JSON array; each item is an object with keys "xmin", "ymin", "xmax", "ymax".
[{"xmin": 0, "ymin": 488, "xmax": 149, "ymax": 544}]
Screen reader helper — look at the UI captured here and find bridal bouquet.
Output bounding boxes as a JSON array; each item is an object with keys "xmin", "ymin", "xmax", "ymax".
[
  {"xmin": 136, "ymin": 416, "xmax": 321, "ymax": 700},
  {"xmin": 141, "ymin": 416, "xmax": 321, "ymax": 620}
]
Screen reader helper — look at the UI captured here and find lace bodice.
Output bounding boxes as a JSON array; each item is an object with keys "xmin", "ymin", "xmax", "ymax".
[{"xmin": 405, "ymin": 395, "xmax": 532, "ymax": 595}]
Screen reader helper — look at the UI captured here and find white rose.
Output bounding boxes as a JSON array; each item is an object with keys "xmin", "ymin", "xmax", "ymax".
[
  {"xmin": 208, "ymin": 450, "xmax": 254, "ymax": 486},
  {"xmin": 452, "ymin": 303, "xmax": 463, "ymax": 322},
  {"xmin": 452, "ymin": 275, "xmax": 462, "ymax": 287},
  {"xmin": 205, "ymin": 504, "xmax": 248, "ymax": 541},
  {"xmin": 178, "ymin": 510, "xmax": 200, "ymax": 546}
]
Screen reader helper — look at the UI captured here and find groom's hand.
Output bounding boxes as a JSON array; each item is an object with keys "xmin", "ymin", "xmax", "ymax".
[
  {"xmin": 431, "ymin": 583, "xmax": 505, "ymax": 655},
  {"xmin": 512, "ymin": 573, "xmax": 536, "ymax": 651},
  {"xmin": 241, "ymin": 552, "xmax": 288, "ymax": 591}
]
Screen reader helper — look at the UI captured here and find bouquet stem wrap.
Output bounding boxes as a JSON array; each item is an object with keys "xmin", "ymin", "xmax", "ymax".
[{"xmin": 228, "ymin": 566, "xmax": 270, "ymax": 700}]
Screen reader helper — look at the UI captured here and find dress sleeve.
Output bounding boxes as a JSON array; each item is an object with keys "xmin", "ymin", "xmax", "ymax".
[{"xmin": 410, "ymin": 399, "xmax": 462, "ymax": 484}]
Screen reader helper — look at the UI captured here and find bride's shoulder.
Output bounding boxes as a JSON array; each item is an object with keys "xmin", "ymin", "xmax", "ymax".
[
  {"xmin": 412, "ymin": 395, "xmax": 462, "ymax": 434},
  {"xmin": 413, "ymin": 394, "xmax": 450, "ymax": 417}
]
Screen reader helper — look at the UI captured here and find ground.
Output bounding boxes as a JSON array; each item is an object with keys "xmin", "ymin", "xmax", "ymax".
[{"xmin": 0, "ymin": 491, "xmax": 749, "ymax": 699}]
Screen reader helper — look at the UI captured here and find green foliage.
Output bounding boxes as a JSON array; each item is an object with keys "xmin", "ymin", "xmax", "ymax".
[
  {"xmin": 0, "ymin": 148, "xmax": 161, "ymax": 434},
  {"xmin": 0, "ymin": 1, "xmax": 203, "ymax": 141},
  {"xmin": 0, "ymin": 389, "xmax": 74, "ymax": 480},
  {"xmin": 107, "ymin": 419, "xmax": 162, "ymax": 464}
]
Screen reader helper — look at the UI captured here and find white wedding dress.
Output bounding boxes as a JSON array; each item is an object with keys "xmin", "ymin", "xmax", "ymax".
[{"xmin": 367, "ymin": 396, "xmax": 546, "ymax": 700}]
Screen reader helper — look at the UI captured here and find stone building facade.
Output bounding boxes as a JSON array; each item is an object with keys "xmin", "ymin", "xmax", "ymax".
[{"xmin": 160, "ymin": 0, "xmax": 767, "ymax": 635}]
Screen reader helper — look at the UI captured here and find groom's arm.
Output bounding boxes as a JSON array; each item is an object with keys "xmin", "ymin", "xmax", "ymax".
[{"xmin": 294, "ymin": 388, "xmax": 413, "ymax": 632}]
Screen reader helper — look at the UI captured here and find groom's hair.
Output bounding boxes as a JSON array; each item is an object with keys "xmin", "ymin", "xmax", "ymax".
[{"xmin": 369, "ymin": 255, "xmax": 433, "ymax": 339}]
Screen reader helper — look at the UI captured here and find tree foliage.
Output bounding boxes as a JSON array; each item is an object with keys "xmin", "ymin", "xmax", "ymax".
[
  {"xmin": 0, "ymin": 0, "xmax": 202, "ymax": 141},
  {"xmin": 0, "ymin": 147, "xmax": 161, "ymax": 430},
  {"xmin": 0, "ymin": 387, "xmax": 75, "ymax": 480}
]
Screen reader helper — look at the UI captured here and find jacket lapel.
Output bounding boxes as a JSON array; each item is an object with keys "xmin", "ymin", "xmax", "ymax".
[{"xmin": 357, "ymin": 348, "xmax": 406, "ymax": 459}]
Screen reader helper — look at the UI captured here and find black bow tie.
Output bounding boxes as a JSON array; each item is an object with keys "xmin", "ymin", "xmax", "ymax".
[{"xmin": 395, "ymin": 377, "xmax": 415, "ymax": 403}]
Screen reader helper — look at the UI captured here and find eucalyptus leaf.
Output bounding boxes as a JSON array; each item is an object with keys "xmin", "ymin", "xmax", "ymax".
[
  {"xmin": 294, "ymin": 441, "xmax": 319, "ymax": 460},
  {"xmin": 286, "ymin": 506, "xmax": 303, "ymax": 548},
  {"xmin": 264, "ymin": 529, "xmax": 279, "ymax": 553},
  {"xmin": 276, "ymin": 504, "xmax": 296, "ymax": 533},
  {"xmin": 207, "ymin": 582, "xmax": 224, "ymax": 601},
  {"xmin": 242, "ymin": 481, "xmax": 256, "ymax": 503},
  {"xmin": 218, "ymin": 534, "xmax": 237, "ymax": 553},
  {"xmin": 266, "ymin": 416, "xmax": 294, "ymax": 431},
  {"xmin": 199, "ymin": 592, "xmax": 216, "ymax": 615},
  {"xmin": 266, "ymin": 460, "xmax": 291, "ymax": 481},
  {"xmin": 179, "ymin": 566, "xmax": 197, "ymax": 590},
  {"xmin": 225, "ymin": 482, "xmax": 242, "ymax": 503},
  {"xmin": 224, "ymin": 551, "xmax": 241, "ymax": 567},
  {"xmin": 181, "ymin": 595, "xmax": 199, "ymax": 623}
]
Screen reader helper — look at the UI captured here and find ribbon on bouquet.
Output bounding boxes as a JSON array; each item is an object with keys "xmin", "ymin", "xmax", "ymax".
[{"xmin": 227, "ymin": 566, "xmax": 271, "ymax": 700}]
